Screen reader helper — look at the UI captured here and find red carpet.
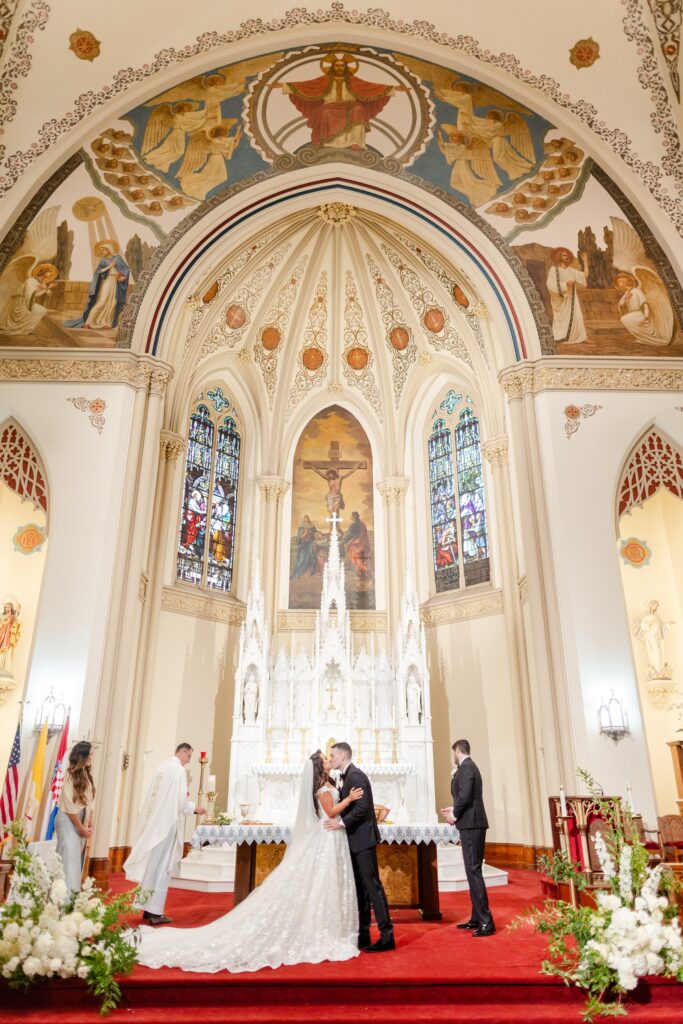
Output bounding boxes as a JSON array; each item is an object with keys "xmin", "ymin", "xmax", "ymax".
[{"xmin": 1, "ymin": 870, "xmax": 681, "ymax": 1022}]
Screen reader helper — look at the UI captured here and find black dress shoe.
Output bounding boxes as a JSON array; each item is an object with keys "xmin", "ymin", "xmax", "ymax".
[
  {"xmin": 146, "ymin": 914, "xmax": 173, "ymax": 926},
  {"xmin": 358, "ymin": 933, "xmax": 372, "ymax": 950},
  {"xmin": 472, "ymin": 923, "xmax": 496, "ymax": 937},
  {"xmin": 366, "ymin": 934, "xmax": 396, "ymax": 952},
  {"xmin": 456, "ymin": 921, "xmax": 479, "ymax": 930}
]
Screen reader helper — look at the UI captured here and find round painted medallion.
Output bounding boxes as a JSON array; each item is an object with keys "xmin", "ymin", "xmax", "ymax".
[
  {"xmin": 346, "ymin": 347, "xmax": 369, "ymax": 370},
  {"xmin": 389, "ymin": 326, "xmax": 410, "ymax": 351},
  {"xmin": 302, "ymin": 347, "xmax": 324, "ymax": 370},
  {"xmin": 422, "ymin": 308, "xmax": 445, "ymax": 333},
  {"xmin": 226, "ymin": 304, "xmax": 246, "ymax": 329},
  {"xmin": 261, "ymin": 326, "xmax": 281, "ymax": 350}
]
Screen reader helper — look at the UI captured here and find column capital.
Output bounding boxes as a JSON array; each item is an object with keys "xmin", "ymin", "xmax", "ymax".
[
  {"xmin": 159, "ymin": 429, "xmax": 185, "ymax": 463},
  {"xmin": 483, "ymin": 436, "xmax": 509, "ymax": 467},
  {"xmin": 257, "ymin": 475, "xmax": 290, "ymax": 502},
  {"xmin": 377, "ymin": 476, "xmax": 410, "ymax": 503}
]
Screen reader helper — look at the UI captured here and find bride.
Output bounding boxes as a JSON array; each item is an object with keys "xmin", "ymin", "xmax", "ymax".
[{"xmin": 136, "ymin": 750, "xmax": 363, "ymax": 972}]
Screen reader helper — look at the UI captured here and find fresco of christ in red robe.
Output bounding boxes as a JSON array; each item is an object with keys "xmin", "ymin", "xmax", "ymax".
[{"xmin": 277, "ymin": 51, "xmax": 405, "ymax": 150}]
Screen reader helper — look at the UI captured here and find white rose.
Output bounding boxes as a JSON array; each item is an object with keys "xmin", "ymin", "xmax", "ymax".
[
  {"xmin": 3, "ymin": 922, "xmax": 19, "ymax": 941},
  {"xmin": 77, "ymin": 964, "xmax": 90, "ymax": 979},
  {"xmin": 22, "ymin": 956, "xmax": 41, "ymax": 977},
  {"xmin": 48, "ymin": 957, "xmax": 62, "ymax": 972},
  {"xmin": 50, "ymin": 879, "xmax": 68, "ymax": 905},
  {"xmin": 78, "ymin": 919, "xmax": 95, "ymax": 940},
  {"xmin": 5, "ymin": 956, "xmax": 19, "ymax": 972}
]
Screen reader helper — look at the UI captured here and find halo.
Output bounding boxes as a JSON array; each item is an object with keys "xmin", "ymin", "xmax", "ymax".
[
  {"xmin": 320, "ymin": 51, "xmax": 359, "ymax": 75},
  {"xmin": 32, "ymin": 262, "xmax": 58, "ymax": 282},
  {"xmin": 93, "ymin": 238, "xmax": 119, "ymax": 257},
  {"xmin": 613, "ymin": 271, "xmax": 638, "ymax": 287},
  {"xmin": 549, "ymin": 246, "xmax": 573, "ymax": 266}
]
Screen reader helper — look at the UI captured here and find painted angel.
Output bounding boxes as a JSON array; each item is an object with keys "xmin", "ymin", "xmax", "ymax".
[
  {"xmin": 611, "ymin": 216, "xmax": 674, "ymax": 347},
  {"xmin": 140, "ymin": 55, "xmax": 278, "ymax": 175},
  {"xmin": 177, "ymin": 120, "xmax": 242, "ymax": 201},
  {"xmin": 437, "ymin": 126, "xmax": 501, "ymax": 207},
  {"xmin": 0, "ymin": 207, "xmax": 59, "ymax": 336}
]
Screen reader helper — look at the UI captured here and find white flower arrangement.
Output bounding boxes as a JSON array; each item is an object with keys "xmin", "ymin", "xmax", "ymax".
[
  {"xmin": 515, "ymin": 771, "xmax": 683, "ymax": 1020},
  {"xmin": 0, "ymin": 823, "xmax": 139, "ymax": 1014}
]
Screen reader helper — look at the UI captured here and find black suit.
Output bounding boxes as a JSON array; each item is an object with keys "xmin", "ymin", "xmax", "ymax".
[
  {"xmin": 340, "ymin": 763, "xmax": 393, "ymax": 940},
  {"xmin": 451, "ymin": 757, "xmax": 493, "ymax": 928}
]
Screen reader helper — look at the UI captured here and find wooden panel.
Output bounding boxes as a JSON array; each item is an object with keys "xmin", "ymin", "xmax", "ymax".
[
  {"xmin": 254, "ymin": 843, "xmax": 287, "ymax": 887},
  {"xmin": 485, "ymin": 842, "xmax": 552, "ymax": 870},
  {"xmin": 377, "ymin": 843, "xmax": 418, "ymax": 906}
]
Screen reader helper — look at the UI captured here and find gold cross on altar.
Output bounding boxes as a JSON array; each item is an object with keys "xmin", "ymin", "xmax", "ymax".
[{"xmin": 326, "ymin": 677, "xmax": 338, "ymax": 711}]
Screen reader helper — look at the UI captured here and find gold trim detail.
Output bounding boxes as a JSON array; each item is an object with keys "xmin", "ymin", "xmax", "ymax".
[
  {"xmin": 277, "ymin": 610, "xmax": 388, "ymax": 632},
  {"xmin": 139, "ymin": 571, "xmax": 149, "ymax": 604},
  {"xmin": 421, "ymin": 589, "xmax": 503, "ymax": 626},
  {"xmin": 0, "ymin": 353, "xmax": 173, "ymax": 393},
  {"xmin": 159, "ymin": 430, "xmax": 186, "ymax": 463},
  {"xmin": 518, "ymin": 576, "xmax": 529, "ymax": 606},
  {"xmin": 482, "ymin": 436, "xmax": 509, "ymax": 467},
  {"xmin": 161, "ymin": 586, "xmax": 245, "ymax": 624},
  {"xmin": 377, "ymin": 477, "xmax": 410, "ymax": 503},
  {"xmin": 500, "ymin": 363, "xmax": 683, "ymax": 399},
  {"xmin": 257, "ymin": 476, "xmax": 290, "ymax": 502}
]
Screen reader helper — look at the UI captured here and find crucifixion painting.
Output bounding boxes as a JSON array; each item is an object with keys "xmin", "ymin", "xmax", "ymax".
[{"xmin": 289, "ymin": 405, "xmax": 375, "ymax": 611}]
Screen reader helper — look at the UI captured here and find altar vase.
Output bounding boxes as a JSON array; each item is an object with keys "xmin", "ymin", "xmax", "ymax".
[
  {"xmin": 55, "ymin": 741, "xmax": 96, "ymax": 896},
  {"xmin": 124, "ymin": 743, "xmax": 205, "ymax": 926}
]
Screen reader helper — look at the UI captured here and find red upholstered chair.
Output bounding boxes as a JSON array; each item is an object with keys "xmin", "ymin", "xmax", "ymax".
[
  {"xmin": 624, "ymin": 815, "xmax": 664, "ymax": 865},
  {"xmin": 658, "ymin": 815, "xmax": 683, "ymax": 863}
]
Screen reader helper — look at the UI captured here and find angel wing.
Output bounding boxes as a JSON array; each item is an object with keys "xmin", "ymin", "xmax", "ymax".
[
  {"xmin": 611, "ymin": 216, "xmax": 650, "ymax": 274},
  {"xmin": 467, "ymin": 138, "xmax": 502, "ymax": 189},
  {"xmin": 141, "ymin": 103, "xmax": 175, "ymax": 155},
  {"xmin": 470, "ymin": 83, "xmax": 531, "ymax": 116},
  {"xmin": 177, "ymin": 130, "xmax": 212, "ymax": 178},
  {"xmin": 396, "ymin": 55, "xmax": 457, "ymax": 93},
  {"xmin": 15, "ymin": 206, "xmax": 59, "ymax": 263},
  {"xmin": 0, "ymin": 255, "xmax": 36, "ymax": 312},
  {"xmin": 504, "ymin": 113, "xmax": 535, "ymax": 163},
  {"xmin": 145, "ymin": 77, "xmax": 216, "ymax": 106},
  {"xmin": 637, "ymin": 267, "xmax": 675, "ymax": 345},
  {"xmin": 213, "ymin": 53, "xmax": 283, "ymax": 93}
]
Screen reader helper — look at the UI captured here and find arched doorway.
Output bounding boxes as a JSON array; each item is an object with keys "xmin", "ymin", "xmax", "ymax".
[{"xmin": 617, "ymin": 427, "xmax": 683, "ymax": 816}]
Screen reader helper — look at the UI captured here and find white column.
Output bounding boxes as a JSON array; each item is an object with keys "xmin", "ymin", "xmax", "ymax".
[
  {"xmin": 377, "ymin": 477, "xmax": 410, "ymax": 638},
  {"xmin": 257, "ymin": 476, "xmax": 290, "ymax": 627}
]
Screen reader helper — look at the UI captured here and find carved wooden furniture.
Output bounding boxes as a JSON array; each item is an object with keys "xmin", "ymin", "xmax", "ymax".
[
  {"xmin": 667, "ymin": 742, "xmax": 683, "ymax": 814},
  {"xmin": 658, "ymin": 815, "xmax": 683, "ymax": 863}
]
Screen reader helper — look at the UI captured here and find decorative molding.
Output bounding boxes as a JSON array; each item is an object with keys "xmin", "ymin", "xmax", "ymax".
[
  {"xmin": 421, "ymin": 589, "xmax": 503, "ymax": 627},
  {"xmin": 161, "ymin": 586, "xmax": 246, "ymax": 625},
  {"xmin": 482, "ymin": 436, "xmax": 509, "ymax": 467},
  {"xmin": 500, "ymin": 362, "xmax": 683, "ymax": 398},
  {"xmin": 0, "ymin": 418, "xmax": 48, "ymax": 514},
  {"xmin": 1, "ymin": 4, "xmax": 680, "ymax": 236},
  {"xmin": 257, "ymin": 475, "xmax": 290, "ymax": 502},
  {"xmin": 138, "ymin": 571, "xmax": 149, "ymax": 604},
  {"xmin": 563, "ymin": 402, "xmax": 602, "ymax": 439},
  {"xmin": 0, "ymin": 0, "xmax": 50, "ymax": 163},
  {"xmin": 277, "ymin": 610, "xmax": 388, "ymax": 633},
  {"xmin": 647, "ymin": 0, "xmax": 681, "ymax": 100},
  {"xmin": 68, "ymin": 28, "xmax": 101, "ymax": 62},
  {"xmin": 377, "ymin": 476, "xmax": 410, "ymax": 504},
  {"xmin": 67, "ymin": 396, "xmax": 106, "ymax": 434},
  {"xmin": 0, "ymin": 352, "xmax": 173, "ymax": 393},
  {"xmin": 318, "ymin": 202, "xmax": 356, "ymax": 225},
  {"xmin": 159, "ymin": 429, "xmax": 185, "ymax": 463},
  {"xmin": 518, "ymin": 576, "xmax": 529, "ymax": 606},
  {"xmin": 569, "ymin": 37, "xmax": 601, "ymax": 70}
]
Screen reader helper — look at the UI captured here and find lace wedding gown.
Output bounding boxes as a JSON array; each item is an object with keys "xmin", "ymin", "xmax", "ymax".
[{"xmin": 136, "ymin": 767, "xmax": 359, "ymax": 973}]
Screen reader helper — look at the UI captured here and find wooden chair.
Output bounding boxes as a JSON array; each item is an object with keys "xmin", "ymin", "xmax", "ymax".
[
  {"xmin": 624, "ymin": 814, "xmax": 664, "ymax": 864},
  {"xmin": 658, "ymin": 815, "xmax": 683, "ymax": 863},
  {"xmin": 0, "ymin": 860, "xmax": 12, "ymax": 902}
]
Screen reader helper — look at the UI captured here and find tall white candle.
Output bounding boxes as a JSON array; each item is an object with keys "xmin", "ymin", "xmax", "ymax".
[
  {"xmin": 559, "ymin": 785, "xmax": 567, "ymax": 817},
  {"xmin": 625, "ymin": 783, "xmax": 635, "ymax": 814},
  {"xmin": 208, "ymin": 774, "xmax": 216, "ymax": 792}
]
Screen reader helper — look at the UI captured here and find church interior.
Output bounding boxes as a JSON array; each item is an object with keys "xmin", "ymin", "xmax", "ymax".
[{"xmin": 1, "ymin": 2, "xmax": 683, "ymax": 1020}]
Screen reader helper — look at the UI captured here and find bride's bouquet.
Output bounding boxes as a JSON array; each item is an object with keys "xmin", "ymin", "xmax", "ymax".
[{"xmin": 0, "ymin": 823, "xmax": 139, "ymax": 1014}]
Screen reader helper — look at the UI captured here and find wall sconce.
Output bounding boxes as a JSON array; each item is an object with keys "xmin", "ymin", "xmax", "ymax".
[
  {"xmin": 35, "ymin": 688, "xmax": 68, "ymax": 739},
  {"xmin": 598, "ymin": 690, "xmax": 630, "ymax": 743}
]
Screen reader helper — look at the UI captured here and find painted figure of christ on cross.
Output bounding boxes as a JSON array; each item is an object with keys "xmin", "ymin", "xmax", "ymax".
[{"xmin": 303, "ymin": 440, "xmax": 366, "ymax": 517}]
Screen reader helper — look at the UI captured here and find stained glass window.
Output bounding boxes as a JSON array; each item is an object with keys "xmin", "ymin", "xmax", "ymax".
[
  {"xmin": 428, "ymin": 395, "xmax": 490, "ymax": 593},
  {"xmin": 177, "ymin": 392, "xmax": 241, "ymax": 593}
]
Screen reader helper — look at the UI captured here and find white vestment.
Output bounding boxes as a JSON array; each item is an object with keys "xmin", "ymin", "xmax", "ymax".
[
  {"xmin": 547, "ymin": 265, "xmax": 587, "ymax": 344},
  {"xmin": 123, "ymin": 756, "xmax": 195, "ymax": 914}
]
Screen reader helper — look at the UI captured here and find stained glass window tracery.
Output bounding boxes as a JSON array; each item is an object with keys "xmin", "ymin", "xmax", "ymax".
[
  {"xmin": 428, "ymin": 393, "xmax": 490, "ymax": 593},
  {"xmin": 177, "ymin": 392, "xmax": 241, "ymax": 593}
]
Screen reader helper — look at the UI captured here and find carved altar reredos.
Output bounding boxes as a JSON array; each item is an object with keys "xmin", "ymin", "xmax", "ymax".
[{"xmin": 227, "ymin": 517, "xmax": 436, "ymax": 823}]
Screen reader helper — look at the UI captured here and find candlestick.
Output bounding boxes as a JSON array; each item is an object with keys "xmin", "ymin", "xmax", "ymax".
[
  {"xmin": 374, "ymin": 728, "xmax": 380, "ymax": 764},
  {"xmin": 391, "ymin": 727, "xmax": 398, "ymax": 765},
  {"xmin": 356, "ymin": 727, "xmax": 363, "ymax": 765},
  {"xmin": 266, "ymin": 727, "xmax": 273, "ymax": 764},
  {"xmin": 196, "ymin": 753, "xmax": 208, "ymax": 817},
  {"xmin": 625, "ymin": 783, "xmax": 635, "ymax": 814},
  {"xmin": 204, "ymin": 790, "xmax": 217, "ymax": 824},
  {"xmin": 559, "ymin": 785, "xmax": 567, "ymax": 818},
  {"xmin": 208, "ymin": 774, "xmax": 216, "ymax": 792}
]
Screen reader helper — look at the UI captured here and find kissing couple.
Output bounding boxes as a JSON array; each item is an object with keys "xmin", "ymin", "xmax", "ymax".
[{"xmin": 137, "ymin": 742, "xmax": 395, "ymax": 973}]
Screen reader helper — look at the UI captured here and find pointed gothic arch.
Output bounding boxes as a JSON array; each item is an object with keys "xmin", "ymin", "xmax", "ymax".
[
  {"xmin": 0, "ymin": 418, "xmax": 49, "ymax": 525},
  {"xmin": 617, "ymin": 427, "xmax": 683, "ymax": 521}
]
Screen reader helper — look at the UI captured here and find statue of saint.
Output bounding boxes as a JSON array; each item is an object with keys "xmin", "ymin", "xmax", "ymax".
[
  {"xmin": 631, "ymin": 599, "xmax": 675, "ymax": 681},
  {"xmin": 0, "ymin": 599, "xmax": 21, "ymax": 675},
  {"xmin": 242, "ymin": 669, "xmax": 259, "ymax": 724},
  {"xmin": 406, "ymin": 671, "xmax": 423, "ymax": 725}
]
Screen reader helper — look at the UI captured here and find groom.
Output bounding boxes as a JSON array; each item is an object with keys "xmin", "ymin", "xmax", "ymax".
[{"xmin": 324, "ymin": 741, "xmax": 395, "ymax": 952}]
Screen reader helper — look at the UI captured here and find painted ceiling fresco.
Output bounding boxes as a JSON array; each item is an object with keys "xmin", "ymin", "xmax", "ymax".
[{"xmin": 0, "ymin": 43, "xmax": 680, "ymax": 356}]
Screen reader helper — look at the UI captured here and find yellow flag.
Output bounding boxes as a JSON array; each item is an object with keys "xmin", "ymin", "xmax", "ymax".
[{"xmin": 25, "ymin": 721, "xmax": 48, "ymax": 836}]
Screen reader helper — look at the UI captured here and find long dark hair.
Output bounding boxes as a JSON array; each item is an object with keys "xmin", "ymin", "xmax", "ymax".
[
  {"xmin": 310, "ymin": 749, "xmax": 328, "ymax": 818},
  {"xmin": 67, "ymin": 741, "xmax": 95, "ymax": 805}
]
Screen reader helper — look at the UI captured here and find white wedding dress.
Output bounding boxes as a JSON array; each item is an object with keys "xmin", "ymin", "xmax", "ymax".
[{"xmin": 136, "ymin": 763, "xmax": 359, "ymax": 973}]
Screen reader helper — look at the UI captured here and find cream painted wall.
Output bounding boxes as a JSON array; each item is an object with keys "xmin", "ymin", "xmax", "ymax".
[
  {"xmin": 618, "ymin": 487, "xmax": 683, "ymax": 816},
  {"xmin": 533, "ymin": 391, "xmax": 683, "ymax": 829},
  {"xmin": 0, "ymin": 484, "xmax": 48, "ymax": 773},
  {"xmin": 426, "ymin": 607, "xmax": 526, "ymax": 843},
  {"xmin": 0, "ymin": 384, "xmax": 134, "ymax": 768}
]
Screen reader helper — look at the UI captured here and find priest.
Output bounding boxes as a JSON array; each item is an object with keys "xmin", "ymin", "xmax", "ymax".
[{"xmin": 124, "ymin": 743, "xmax": 206, "ymax": 926}]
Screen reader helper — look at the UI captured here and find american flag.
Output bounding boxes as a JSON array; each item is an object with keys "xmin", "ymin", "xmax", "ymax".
[{"xmin": 0, "ymin": 724, "xmax": 21, "ymax": 828}]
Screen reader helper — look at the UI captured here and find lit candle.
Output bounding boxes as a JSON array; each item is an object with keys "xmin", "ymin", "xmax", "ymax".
[
  {"xmin": 208, "ymin": 774, "xmax": 216, "ymax": 792},
  {"xmin": 200, "ymin": 751, "xmax": 207, "ymax": 760},
  {"xmin": 625, "ymin": 783, "xmax": 635, "ymax": 814},
  {"xmin": 559, "ymin": 785, "xmax": 567, "ymax": 817}
]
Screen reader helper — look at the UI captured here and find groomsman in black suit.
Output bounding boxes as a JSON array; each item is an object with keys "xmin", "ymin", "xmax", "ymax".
[{"xmin": 440, "ymin": 739, "xmax": 495, "ymax": 936}]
